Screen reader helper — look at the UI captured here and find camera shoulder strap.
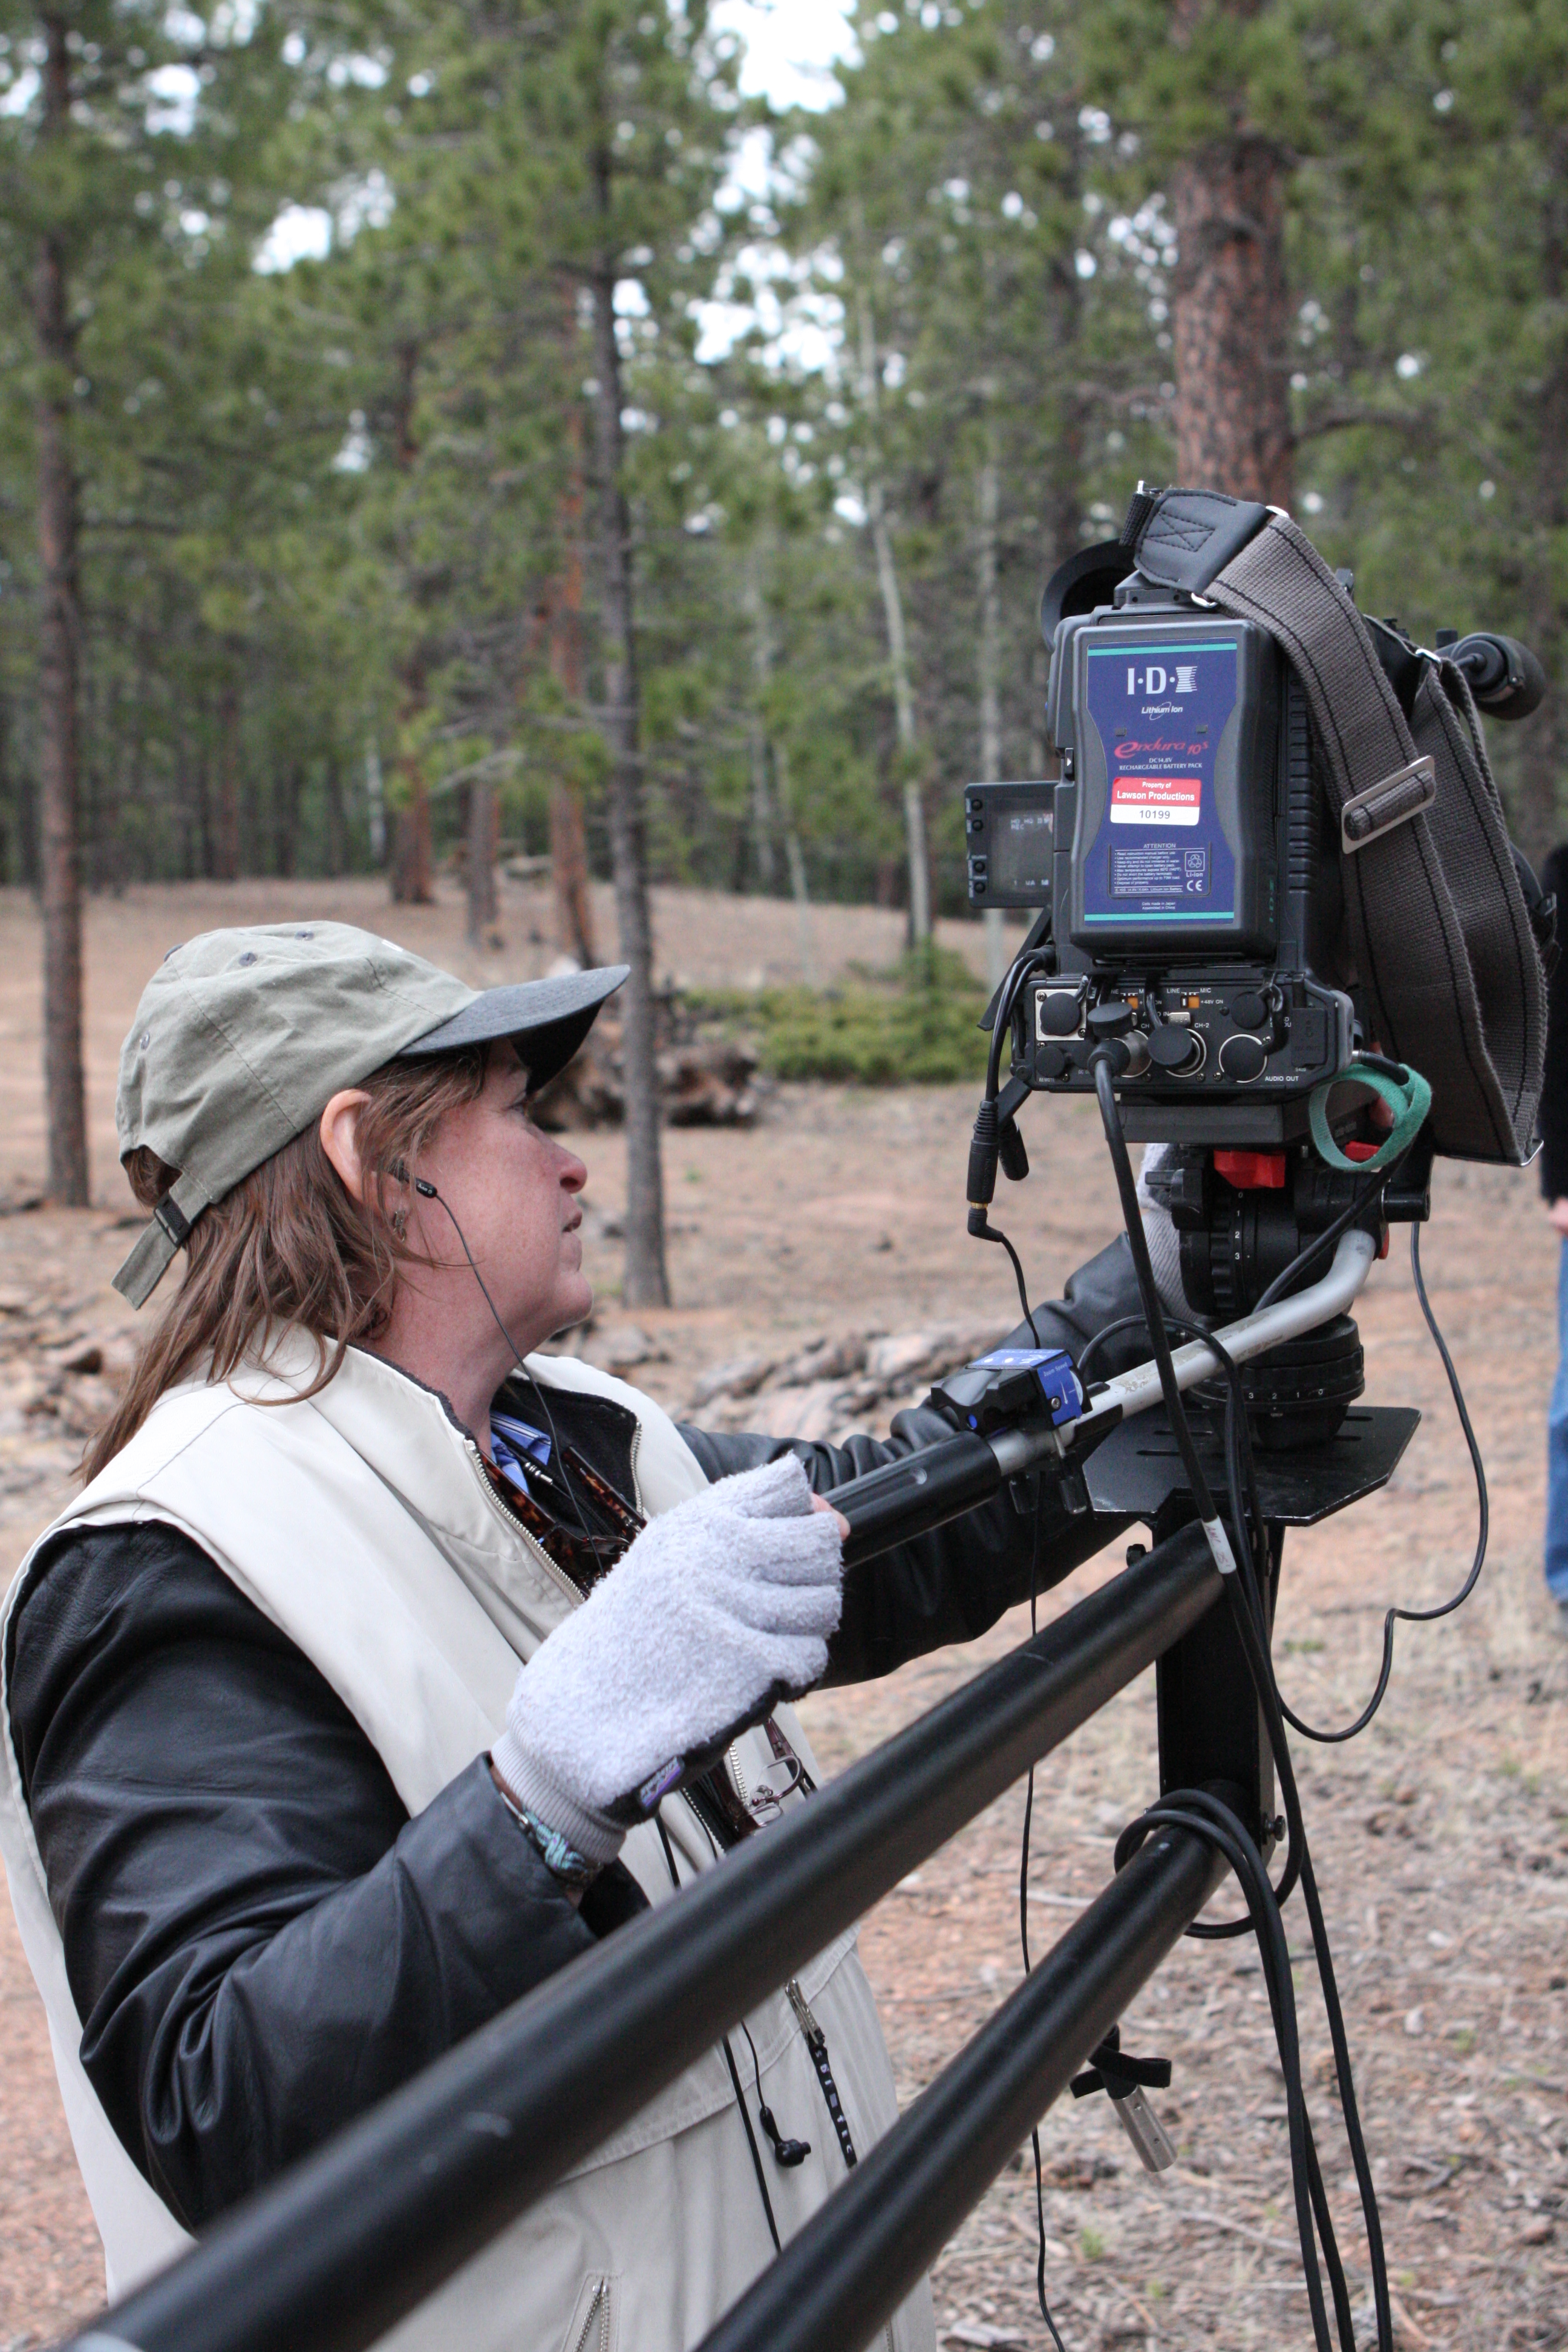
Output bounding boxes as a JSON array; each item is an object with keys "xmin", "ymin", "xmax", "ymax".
[{"xmin": 1121, "ymin": 489, "xmax": 1546, "ymax": 1165}]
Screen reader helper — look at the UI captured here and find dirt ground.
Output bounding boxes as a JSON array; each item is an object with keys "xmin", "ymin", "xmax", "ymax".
[{"xmin": 1, "ymin": 878, "xmax": 1565, "ymax": 2351}]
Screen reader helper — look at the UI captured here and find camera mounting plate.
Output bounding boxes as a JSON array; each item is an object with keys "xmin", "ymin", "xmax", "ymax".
[{"xmin": 1083, "ymin": 1401, "xmax": 1419, "ymax": 1527}]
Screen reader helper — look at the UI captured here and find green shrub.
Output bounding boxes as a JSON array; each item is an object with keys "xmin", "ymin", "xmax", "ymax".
[{"xmin": 688, "ymin": 946, "xmax": 990, "ymax": 1086}]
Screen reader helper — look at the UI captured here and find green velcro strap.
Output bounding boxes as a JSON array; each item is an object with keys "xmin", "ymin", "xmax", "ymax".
[
  {"xmin": 1308, "ymin": 1063, "xmax": 1432, "ymax": 1173},
  {"xmin": 111, "ymin": 1167, "xmax": 212, "ymax": 1308}
]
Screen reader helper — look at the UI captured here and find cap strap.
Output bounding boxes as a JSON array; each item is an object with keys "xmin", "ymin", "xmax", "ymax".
[{"xmin": 112, "ymin": 1168, "xmax": 212, "ymax": 1308}]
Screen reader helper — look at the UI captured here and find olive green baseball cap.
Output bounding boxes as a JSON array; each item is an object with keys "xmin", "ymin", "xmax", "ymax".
[{"xmin": 113, "ymin": 921, "xmax": 627, "ymax": 1308}]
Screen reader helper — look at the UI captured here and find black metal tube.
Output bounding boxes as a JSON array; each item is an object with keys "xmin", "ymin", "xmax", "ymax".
[
  {"xmin": 71, "ymin": 1526, "xmax": 1220, "ymax": 2352},
  {"xmin": 696, "ymin": 1826, "xmax": 1227, "ymax": 2352},
  {"xmin": 835, "ymin": 1429, "xmax": 1010, "ymax": 1566}
]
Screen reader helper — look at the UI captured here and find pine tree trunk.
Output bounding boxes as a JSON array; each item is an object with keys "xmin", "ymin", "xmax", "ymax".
[
  {"xmin": 34, "ymin": 13, "xmax": 88, "ymax": 1206},
  {"xmin": 855, "ymin": 277, "xmax": 931, "ymax": 945},
  {"xmin": 549, "ymin": 787, "xmax": 596, "ymax": 965},
  {"xmin": 391, "ymin": 767, "xmax": 434, "ymax": 904},
  {"xmin": 0, "ymin": 690, "xmax": 11, "ymax": 885},
  {"xmin": 391, "ymin": 658, "xmax": 434, "ymax": 905},
  {"xmin": 324, "ymin": 753, "xmax": 348, "ymax": 877},
  {"xmin": 589, "ymin": 246, "xmax": 668, "ymax": 1307},
  {"xmin": 214, "ymin": 672, "xmax": 241, "ymax": 881},
  {"xmin": 12, "ymin": 708, "xmax": 39, "ymax": 890},
  {"xmin": 273, "ymin": 760, "xmax": 302, "ymax": 879},
  {"xmin": 180, "ymin": 733, "xmax": 203, "ymax": 880},
  {"xmin": 1168, "ymin": 3, "xmax": 1292, "ymax": 506},
  {"xmin": 466, "ymin": 779, "xmax": 499, "ymax": 944},
  {"xmin": 390, "ymin": 341, "xmax": 434, "ymax": 906},
  {"xmin": 548, "ymin": 415, "xmax": 598, "ymax": 966},
  {"xmin": 1170, "ymin": 126, "xmax": 1293, "ymax": 505}
]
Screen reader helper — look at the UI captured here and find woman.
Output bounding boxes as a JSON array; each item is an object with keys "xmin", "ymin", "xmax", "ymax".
[{"xmin": 0, "ymin": 921, "xmax": 1136, "ymax": 2351}]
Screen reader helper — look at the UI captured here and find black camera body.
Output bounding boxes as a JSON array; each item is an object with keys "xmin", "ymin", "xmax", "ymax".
[
  {"xmin": 966, "ymin": 571, "xmax": 1353, "ymax": 1149},
  {"xmin": 966, "ymin": 534, "xmax": 1547, "ymax": 1152}
]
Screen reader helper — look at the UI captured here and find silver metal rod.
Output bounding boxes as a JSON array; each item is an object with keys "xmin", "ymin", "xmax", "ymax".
[
  {"xmin": 1091, "ymin": 1226, "xmax": 1377, "ymax": 1425},
  {"xmin": 988, "ymin": 1226, "xmax": 1377, "ymax": 1480}
]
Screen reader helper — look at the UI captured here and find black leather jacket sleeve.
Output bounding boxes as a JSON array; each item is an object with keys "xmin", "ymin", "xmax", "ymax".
[
  {"xmin": 681, "ymin": 1236, "xmax": 1142, "ymax": 1684},
  {"xmin": 5, "ymin": 1520, "xmax": 640, "ymax": 2232}
]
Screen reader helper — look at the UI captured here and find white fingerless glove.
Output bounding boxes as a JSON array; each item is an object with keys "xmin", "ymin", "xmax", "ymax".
[{"xmin": 491, "ymin": 1452, "xmax": 844, "ymax": 1865}]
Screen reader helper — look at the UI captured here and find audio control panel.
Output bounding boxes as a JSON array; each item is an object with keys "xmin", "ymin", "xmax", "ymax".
[{"xmin": 1021, "ymin": 970, "xmax": 1352, "ymax": 1137}]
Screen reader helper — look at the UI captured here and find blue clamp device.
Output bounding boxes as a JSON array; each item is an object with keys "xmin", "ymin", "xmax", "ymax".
[{"xmin": 933, "ymin": 1347, "xmax": 1085, "ymax": 1436}]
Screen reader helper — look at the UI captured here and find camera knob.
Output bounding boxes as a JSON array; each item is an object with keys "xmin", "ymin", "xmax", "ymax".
[
  {"xmin": 1218, "ymin": 1033, "xmax": 1269, "ymax": 1083},
  {"xmin": 1039, "ymin": 988, "xmax": 1085, "ymax": 1039},
  {"xmin": 1086, "ymin": 1001, "xmax": 1134, "ymax": 1039},
  {"xmin": 1229, "ymin": 989, "xmax": 1269, "ymax": 1030},
  {"xmin": 1147, "ymin": 1022, "xmax": 1205, "ymax": 1074}
]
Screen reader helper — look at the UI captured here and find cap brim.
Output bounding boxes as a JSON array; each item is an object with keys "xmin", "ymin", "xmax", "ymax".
[{"xmin": 399, "ymin": 964, "xmax": 629, "ymax": 1089}]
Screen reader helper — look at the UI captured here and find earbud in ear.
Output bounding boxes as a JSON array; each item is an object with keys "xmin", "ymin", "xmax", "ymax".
[{"xmin": 414, "ymin": 1178, "xmax": 438, "ymax": 1198}]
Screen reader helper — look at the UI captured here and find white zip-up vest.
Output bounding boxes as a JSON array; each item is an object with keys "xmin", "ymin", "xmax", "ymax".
[{"xmin": 0, "ymin": 1338, "xmax": 934, "ymax": 2352}]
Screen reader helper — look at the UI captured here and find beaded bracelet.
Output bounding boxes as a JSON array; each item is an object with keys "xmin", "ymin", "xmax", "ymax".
[{"xmin": 491, "ymin": 1765, "xmax": 603, "ymax": 1890}]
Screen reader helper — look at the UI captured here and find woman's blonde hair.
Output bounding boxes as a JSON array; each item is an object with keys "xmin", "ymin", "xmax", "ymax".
[{"xmin": 83, "ymin": 1048, "xmax": 489, "ymax": 1482}]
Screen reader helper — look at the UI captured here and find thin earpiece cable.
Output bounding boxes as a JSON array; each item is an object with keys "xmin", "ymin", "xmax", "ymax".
[{"xmin": 411, "ymin": 1176, "xmax": 595, "ymax": 1546}]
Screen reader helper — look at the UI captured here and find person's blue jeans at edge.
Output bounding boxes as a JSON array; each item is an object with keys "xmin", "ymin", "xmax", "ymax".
[{"xmin": 1546, "ymin": 1239, "xmax": 1568, "ymax": 1610}]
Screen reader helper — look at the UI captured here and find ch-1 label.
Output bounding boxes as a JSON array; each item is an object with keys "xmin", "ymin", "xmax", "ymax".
[{"xmin": 1110, "ymin": 776, "xmax": 1202, "ymax": 826}]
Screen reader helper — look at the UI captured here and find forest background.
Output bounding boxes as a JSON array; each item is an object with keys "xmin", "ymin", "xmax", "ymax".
[{"xmin": 2, "ymin": 0, "xmax": 1567, "ymax": 1305}]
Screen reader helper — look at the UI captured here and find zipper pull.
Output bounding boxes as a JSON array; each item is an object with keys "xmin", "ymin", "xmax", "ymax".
[
  {"xmin": 785, "ymin": 1978, "xmax": 821, "ymax": 2040},
  {"xmin": 786, "ymin": 1978, "xmax": 858, "ymax": 2169}
]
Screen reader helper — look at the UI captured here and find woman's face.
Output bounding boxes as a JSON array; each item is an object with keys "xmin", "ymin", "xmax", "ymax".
[{"xmin": 403, "ymin": 1044, "xmax": 592, "ymax": 1352}]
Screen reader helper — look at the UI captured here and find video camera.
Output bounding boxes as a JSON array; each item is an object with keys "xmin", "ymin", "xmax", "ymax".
[
  {"xmin": 791, "ymin": 493, "xmax": 1550, "ymax": 2352},
  {"xmin": 963, "ymin": 532, "xmax": 1545, "ymax": 1155}
]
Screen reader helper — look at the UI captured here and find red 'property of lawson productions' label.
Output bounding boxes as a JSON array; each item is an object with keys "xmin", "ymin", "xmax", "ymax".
[{"xmin": 1109, "ymin": 773, "xmax": 1203, "ymax": 828}]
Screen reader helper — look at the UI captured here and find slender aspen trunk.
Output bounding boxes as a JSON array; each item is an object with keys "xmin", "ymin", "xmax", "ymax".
[
  {"xmin": 34, "ymin": 12, "xmax": 88, "ymax": 1205},
  {"xmin": 1044, "ymin": 148, "xmax": 1088, "ymax": 579},
  {"xmin": 1027, "ymin": 640, "xmax": 1048, "ymax": 779},
  {"xmin": 774, "ymin": 744, "xmax": 818, "ymax": 987},
  {"xmin": 854, "ymin": 276, "xmax": 930, "ymax": 944},
  {"xmin": 365, "ymin": 738, "xmax": 387, "ymax": 866},
  {"xmin": 549, "ymin": 403, "xmax": 598, "ymax": 965},
  {"xmin": 1169, "ymin": 2, "xmax": 1292, "ymax": 505},
  {"xmin": 589, "ymin": 231, "xmax": 668, "ymax": 1307},
  {"xmin": 743, "ymin": 549, "xmax": 777, "ymax": 893},
  {"xmin": 749, "ymin": 736, "xmax": 776, "ymax": 893},
  {"xmin": 976, "ymin": 408, "xmax": 1007, "ymax": 991}
]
